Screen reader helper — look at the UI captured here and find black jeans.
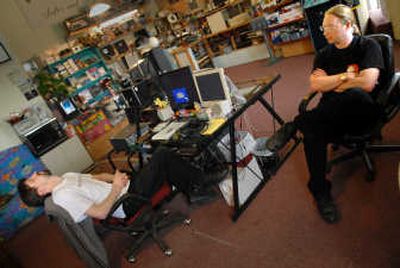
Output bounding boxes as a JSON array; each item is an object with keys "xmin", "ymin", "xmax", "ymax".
[
  {"xmin": 294, "ymin": 88, "xmax": 380, "ymax": 199},
  {"xmin": 122, "ymin": 147, "xmax": 203, "ymax": 217}
]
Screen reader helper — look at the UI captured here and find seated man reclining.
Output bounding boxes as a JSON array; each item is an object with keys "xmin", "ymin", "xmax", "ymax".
[{"xmin": 18, "ymin": 147, "xmax": 224, "ymax": 222}]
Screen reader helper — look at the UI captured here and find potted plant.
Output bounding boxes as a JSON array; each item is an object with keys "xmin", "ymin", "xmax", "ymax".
[{"xmin": 34, "ymin": 71, "xmax": 70, "ymax": 101}]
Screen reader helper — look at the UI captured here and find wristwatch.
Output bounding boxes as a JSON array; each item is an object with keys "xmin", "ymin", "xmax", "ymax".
[{"xmin": 339, "ymin": 73, "xmax": 347, "ymax": 82}]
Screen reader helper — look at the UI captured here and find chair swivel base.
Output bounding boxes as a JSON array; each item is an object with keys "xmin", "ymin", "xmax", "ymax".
[
  {"xmin": 327, "ymin": 143, "xmax": 400, "ymax": 182},
  {"xmin": 126, "ymin": 210, "xmax": 190, "ymax": 263}
]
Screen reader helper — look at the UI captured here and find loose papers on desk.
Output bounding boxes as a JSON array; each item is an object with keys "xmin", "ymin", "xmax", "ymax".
[{"xmin": 201, "ymin": 118, "xmax": 226, "ymax": 135}]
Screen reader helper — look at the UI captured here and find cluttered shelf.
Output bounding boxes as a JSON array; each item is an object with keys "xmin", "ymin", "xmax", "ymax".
[
  {"xmin": 202, "ymin": 21, "xmax": 251, "ymax": 39},
  {"xmin": 267, "ymin": 15, "xmax": 304, "ymax": 30},
  {"xmin": 198, "ymin": 0, "xmax": 248, "ymax": 19}
]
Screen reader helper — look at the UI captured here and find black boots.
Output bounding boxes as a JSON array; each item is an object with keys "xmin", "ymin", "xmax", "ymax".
[
  {"xmin": 314, "ymin": 193, "xmax": 340, "ymax": 224},
  {"xmin": 308, "ymin": 181, "xmax": 340, "ymax": 224},
  {"xmin": 265, "ymin": 122, "xmax": 297, "ymax": 152}
]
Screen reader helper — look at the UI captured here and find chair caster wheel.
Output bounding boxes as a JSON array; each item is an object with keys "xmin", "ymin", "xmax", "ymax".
[
  {"xmin": 184, "ymin": 218, "xmax": 192, "ymax": 225},
  {"xmin": 164, "ymin": 249, "xmax": 173, "ymax": 256},
  {"xmin": 127, "ymin": 255, "xmax": 136, "ymax": 263}
]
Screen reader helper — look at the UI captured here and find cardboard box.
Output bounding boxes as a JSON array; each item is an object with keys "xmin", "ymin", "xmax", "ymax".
[
  {"xmin": 279, "ymin": 37, "xmax": 314, "ymax": 58},
  {"xmin": 219, "ymin": 157, "xmax": 263, "ymax": 206},
  {"xmin": 207, "ymin": 12, "xmax": 228, "ymax": 34},
  {"xmin": 217, "ymin": 131, "xmax": 256, "ymax": 162}
]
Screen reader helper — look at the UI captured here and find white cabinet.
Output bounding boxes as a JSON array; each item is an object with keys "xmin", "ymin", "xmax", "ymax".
[{"xmin": 40, "ymin": 135, "xmax": 94, "ymax": 175}]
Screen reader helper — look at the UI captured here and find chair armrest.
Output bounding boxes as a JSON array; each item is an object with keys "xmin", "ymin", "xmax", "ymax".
[
  {"xmin": 376, "ymin": 73, "xmax": 400, "ymax": 107},
  {"xmin": 298, "ymin": 92, "xmax": 318, "ymax": 114},
  {"xmin": 104, "ymin": 192, "xmax": 150, "ymax": 223}
]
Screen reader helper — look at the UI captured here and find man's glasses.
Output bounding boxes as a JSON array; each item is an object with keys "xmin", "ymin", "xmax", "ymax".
[{"xmin": 319, "ymin": 25, "xmax": 337, "ymax": 32}]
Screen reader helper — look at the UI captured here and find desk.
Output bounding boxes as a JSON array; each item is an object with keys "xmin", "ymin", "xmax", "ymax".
[
  {"xmin": 164, "ymin": 73, "xmax": 301, "ymax": 221},
  {"xmin": 108, "ymin": 74, "xmax": 301, "ymax": 221}
]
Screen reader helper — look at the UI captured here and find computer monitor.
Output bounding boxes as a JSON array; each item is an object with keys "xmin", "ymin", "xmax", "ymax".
[
  {"xmin": 58, "ymin": 98, "xmax": 79, "ymax": 120},
  {"xmin": 193, "ymin": 68, "xmax": 232, "ymax": 116},
  {"xmin": 158, "ymin": 66, "xmax": 199, "ymax": 111}
]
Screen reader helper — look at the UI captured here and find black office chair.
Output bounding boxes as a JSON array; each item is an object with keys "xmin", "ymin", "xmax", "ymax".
[
  {"xmin": 299, "ymin": 34, "xmax": 400, "ymax": 181},
  {"xmin": 100, "ymin": 180, "xmax": 190, "ymax": 263},
  {"xmin": 101, "ymin": 156, "xmax": 190, "ymax": 263}
]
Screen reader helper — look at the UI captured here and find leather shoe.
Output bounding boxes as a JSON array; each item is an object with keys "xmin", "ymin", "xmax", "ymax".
[
  {"xmin": 315, "ymin": 194, "xmax": 340, "ymax": 224},
  {"xmin": 266, "ymin": 122, "xmax": 297, "ymax": 152}
]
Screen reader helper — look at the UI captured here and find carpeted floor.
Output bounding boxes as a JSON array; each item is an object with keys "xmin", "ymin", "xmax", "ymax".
[{"xmin": 6, "ymin": 41, "xmax": 400, "ymax": 268}]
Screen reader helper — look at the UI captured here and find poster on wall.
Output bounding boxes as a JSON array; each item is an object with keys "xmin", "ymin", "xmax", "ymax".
[{"xmin": 14, "ymin": 0, "xmax": 96, "ymax": 28}]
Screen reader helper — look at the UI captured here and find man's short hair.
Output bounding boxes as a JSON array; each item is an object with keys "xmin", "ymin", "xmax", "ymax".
[{"xmin": 17, "ymin": 171, "xmax": 51, "ymax": 207}]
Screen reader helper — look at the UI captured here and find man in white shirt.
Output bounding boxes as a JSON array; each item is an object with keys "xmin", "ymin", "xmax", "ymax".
[{"xmin": 18, "ymin": 148, "xmax": 220, "ymax": 222}]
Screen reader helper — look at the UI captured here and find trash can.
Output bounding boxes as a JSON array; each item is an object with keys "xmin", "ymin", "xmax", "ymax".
[{"xmin": 251, "ymin": 137, "xmax": 279, "ymax": 174}]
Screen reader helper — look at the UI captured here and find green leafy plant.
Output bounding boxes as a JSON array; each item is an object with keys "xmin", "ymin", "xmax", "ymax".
[{"xmin": 34, "ymin": 71, "xmax": 70, "ymax": 100}]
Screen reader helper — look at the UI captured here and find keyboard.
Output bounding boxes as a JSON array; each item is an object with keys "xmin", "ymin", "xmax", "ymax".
[{"xmin": 151, "ymin": 121, "xmax": 188, "ymax": 141}]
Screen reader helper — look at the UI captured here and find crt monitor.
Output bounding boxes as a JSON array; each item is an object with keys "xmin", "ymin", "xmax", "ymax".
[
  {"xmin": 193, "ymin": 68, "xmax": 231, "ymax": 103},
  {"xmin": 193, "ymin": 68, "xmax": 232, "ymax": 116},
  {"xmin": 158, "ymin": 66, "xmax": 199, "ymax": 111},
  {"xmin": 58, "ymin": 98, "xmax": 79, "ymax": 120}
]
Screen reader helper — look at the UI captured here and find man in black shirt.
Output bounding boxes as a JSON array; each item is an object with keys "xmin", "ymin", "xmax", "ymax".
[{"xmin": 266, "ymin": 4, "xmax": 384, "ymax": 223}]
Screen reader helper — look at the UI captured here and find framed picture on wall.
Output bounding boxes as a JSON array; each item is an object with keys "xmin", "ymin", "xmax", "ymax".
[{"xmin": 0, "ymin": 43, "xmax": 11, "ymax": 64}]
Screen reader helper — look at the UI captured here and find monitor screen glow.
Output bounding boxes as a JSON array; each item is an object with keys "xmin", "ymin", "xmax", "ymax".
[
  {"xmin": 59, "ymin": 99, "xmax": 77, "ymax": 115},
  {"xmin": 159, "ymin": 66, "xmax": 199, "ymax": 111}
]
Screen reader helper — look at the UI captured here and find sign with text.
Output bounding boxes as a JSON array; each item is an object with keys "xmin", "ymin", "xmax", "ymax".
[{"xmin": 15, "ymin": 0, "xmax": 95, "ymax": 28}]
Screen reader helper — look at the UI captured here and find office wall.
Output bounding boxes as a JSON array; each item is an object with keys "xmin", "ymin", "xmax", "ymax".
[
  {"xmin": 0, "ymin": 0, "xmax": 93, "ymax": 61},
  {"xmin": 0, "ymin": 60, "xmax": 28, "ymax": 151},
  {"xmin": 385, "ymin": 0, "xmax": 400, "ymax": 40},
  {"xmin": 0, "ymin": 0, "xmax": 92, "ymax": 151}
]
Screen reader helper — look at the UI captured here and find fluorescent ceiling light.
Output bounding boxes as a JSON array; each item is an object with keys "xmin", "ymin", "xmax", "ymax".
[
  {"xmin": 99, "ymin": 9, "xmax": 138, "ymax": 28},
  {"xmin": 88, "ymin": 3, "xmax": 111, "ymax": 17}
]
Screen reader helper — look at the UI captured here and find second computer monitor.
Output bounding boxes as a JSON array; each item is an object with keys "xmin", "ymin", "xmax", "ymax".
[
  {"xmin": 193, "ymin": 68, "xmax": 232, "ymax": 116},
  {"xmin": 159, "ymin": 66, "xmax": 199, "ymax": 111}
]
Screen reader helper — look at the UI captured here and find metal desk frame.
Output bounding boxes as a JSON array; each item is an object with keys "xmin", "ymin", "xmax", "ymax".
[{"xmin": 205, "ymin": 74, "xmax": 301, "ymax": 221}]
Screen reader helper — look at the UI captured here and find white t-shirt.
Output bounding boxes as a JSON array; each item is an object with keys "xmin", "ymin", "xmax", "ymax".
[{"xmin": 52, "ymin": 172, "xmax": 130, "ymax": 223}]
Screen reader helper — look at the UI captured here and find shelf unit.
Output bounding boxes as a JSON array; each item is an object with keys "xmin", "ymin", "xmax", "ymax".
[
  {"xmin": 47, "ymin": 47, "xmax": 112, "ymax": 104},
  {"xmin": 265, "ymin": 0, "xmax": 313, "ymax": 57}
]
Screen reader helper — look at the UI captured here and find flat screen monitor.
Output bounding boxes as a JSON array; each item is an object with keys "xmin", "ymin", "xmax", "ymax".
[
  {"xmin": 158, "ymin": 66, "xmax": 199, "ymax": 111},
  {"xmin": 59, "ymin": 98, "xmax": 79, "ymax": 120},
  {"xmin": 193, "ymin": 68, "xmax": 232, "ymax": 113}
]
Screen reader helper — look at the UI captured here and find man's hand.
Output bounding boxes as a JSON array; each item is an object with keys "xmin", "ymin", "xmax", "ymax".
[
  {"xmin": 86, "ymin": 170, "xmax": 129, "ymax": 220},
  {"xmin": 112, "ymin": 170, "xmax": 129, "ymax": 192}
]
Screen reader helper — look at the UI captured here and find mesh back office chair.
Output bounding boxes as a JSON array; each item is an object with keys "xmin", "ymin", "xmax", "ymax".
[
  {"xmin": 299, "ymin": 34, "xmax": 400, "ymax": 181},
  {"xmin": 45, "ymin": 179, "xmax": 189, "ymax": 265},
  {"xmin": 100, "ymin": 183, "xmax": 189, "ymax": 263},
  {"xmin": 103, "ymin": 154, "xmax": 190, "ymax": 263}
]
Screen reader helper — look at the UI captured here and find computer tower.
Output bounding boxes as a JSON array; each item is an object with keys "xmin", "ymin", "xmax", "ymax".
[
  {"xmin": 148, "ymin": 48, "xmax": 177, "ymax": 74},
  {"xmin": 303, "ymin": 0, "xmax": 360, "ymax": 52},
  {"xmin": 121, "ymin": 79, "xmax": 152, "ymax": 108}
]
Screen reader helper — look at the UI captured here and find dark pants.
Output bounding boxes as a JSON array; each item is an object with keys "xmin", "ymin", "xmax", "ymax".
[
  {"xmin": 294, "ymin": 89, "xmax": 380, "ymax": 199},
  {"xmin": 122, "ymin": 147, "xmax": 203, "ymax": 217}
]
